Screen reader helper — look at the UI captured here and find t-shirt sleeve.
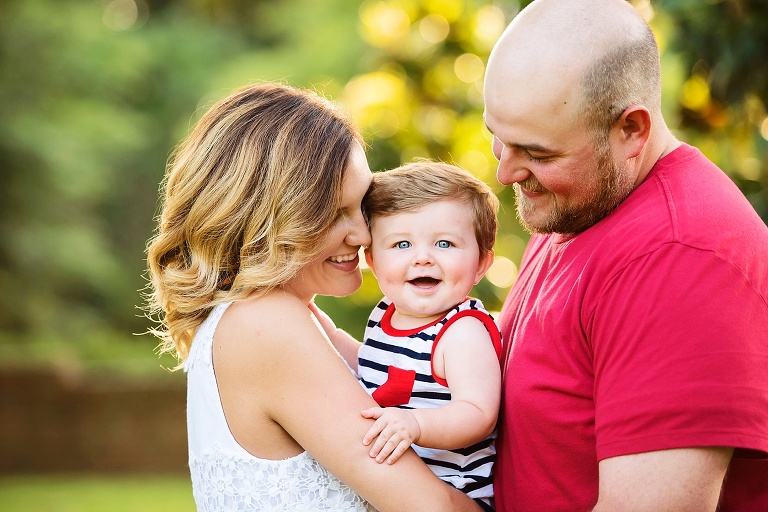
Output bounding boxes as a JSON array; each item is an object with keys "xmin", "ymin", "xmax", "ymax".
[{"xmin": 588, "ymin": 242, "xmax": 768, "ymax": 461}]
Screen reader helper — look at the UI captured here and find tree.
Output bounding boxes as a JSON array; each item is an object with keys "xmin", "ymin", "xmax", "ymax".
[
  {"xmin": 659, "ymin": 0, "xmax": 768, "ymax": 220},
  {"xmin": 0, "ymin": 0, "xmax": 764, "ymax": 356}
]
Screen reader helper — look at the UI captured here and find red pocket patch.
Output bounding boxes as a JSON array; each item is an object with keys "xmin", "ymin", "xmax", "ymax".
[{"xmin": 372, "ymin": 366, "xmax": 416, "ymax": 407}]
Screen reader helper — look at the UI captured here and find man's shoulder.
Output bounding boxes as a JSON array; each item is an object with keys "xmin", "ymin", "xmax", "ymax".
[{"xmin": 600, "ymin": 145, "xmax": 766, "ymax": 257}]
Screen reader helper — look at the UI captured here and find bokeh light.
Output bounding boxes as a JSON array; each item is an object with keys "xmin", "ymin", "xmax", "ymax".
[
  {"xmin": 739, "ymin": 157, "xmax": 761, "ymax": 182},
  {"xmin": 486, "ymin": 256, "xmax": 519, "ymax": 289},
  {"xmin": 102, "ymin": 0, "xmax": 146, "ymax": 31},
  {"xmin": 472, "ymin": 5, "xmax": 509, "ymax": 52},
  {"xmin": 760, "ymin": 116, "xmax": 768, "ymax": 141},
  {"xmin": 631, "ymin": 0, "xmax": 656, "ymax": 21},
  {"xmin": 342, "ymin": 71, "xmax": 412, "ymax": 138},
  {"xmin": 359, "ymin": 1, "xmax": 411, "ymax": 48},
  {"xmin": 681, "ymin": 75, "xmax": 710, "ymax": 111},
  {"xmin": 422, "ymin": 56, "xmax": 467, "ymax": 101},
  {"xmin": 454, "ymin": 53, "xmax": 485, "ymax": 84},
  {"xmin": 419, "ymin": 14, "xmax": 450, "ymax": 44},
  {"xmin": 457, "ymin": 149, "xmax": 491, "ymax": 180},
  {"xmin": 423, "ymin": 0, "xmax": 463, "ymax": 22},
  {"xmin": 415, "ymin": 105, "xmax": 457, "ymax": 143}
]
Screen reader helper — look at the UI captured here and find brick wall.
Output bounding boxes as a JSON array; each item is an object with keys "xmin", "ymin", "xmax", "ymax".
[{"xmin": 0, "ymin": 365, "xmax": 187, "ymax": 474}]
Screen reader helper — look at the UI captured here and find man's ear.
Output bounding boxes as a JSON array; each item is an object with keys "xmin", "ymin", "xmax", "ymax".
[
  {"xmin": 474, "ymin": 250, "xmax": 495, "ymax": 285},
  {"xmin": 364, "ymin": 248, "xmax": 376, "ymax": 275},
  {"xmin": 614, "ymin": 105, "xmax": 651, "ymax": 160}
]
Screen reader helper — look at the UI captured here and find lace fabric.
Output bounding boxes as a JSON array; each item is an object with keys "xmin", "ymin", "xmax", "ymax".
[
  {"xmin": 190, "ymin": 445, "xmax": 373, "ymax": 511},
  {"xmin": 186, "ymin": 303, "xmax": 375, "ymax": 511}
]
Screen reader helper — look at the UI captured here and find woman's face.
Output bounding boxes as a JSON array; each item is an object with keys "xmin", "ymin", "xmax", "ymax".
[{"xmin": 284, "ymin": 143, "xmax": 372, "ymax": 303}]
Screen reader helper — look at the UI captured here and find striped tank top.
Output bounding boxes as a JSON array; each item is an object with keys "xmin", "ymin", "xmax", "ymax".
[{"xmin": 358, "ymin": 297, "xmax": 502, "ymax": 500}]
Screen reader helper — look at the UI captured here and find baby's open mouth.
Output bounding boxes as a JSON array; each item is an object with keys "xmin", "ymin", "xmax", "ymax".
[{"xmin": 409, "ymin": 277, "xmax": 440, "ymax": 287}]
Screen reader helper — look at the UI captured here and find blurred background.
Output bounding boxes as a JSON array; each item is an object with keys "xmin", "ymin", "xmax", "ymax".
[{"xmin": 0, "ymin": 0, "xmax": 766, "ymax": 509}]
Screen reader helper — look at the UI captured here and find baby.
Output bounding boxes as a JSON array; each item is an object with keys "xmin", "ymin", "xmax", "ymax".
[{"xmin": 318, "ymin": 161, "xmax": 502, "ymax": 511}]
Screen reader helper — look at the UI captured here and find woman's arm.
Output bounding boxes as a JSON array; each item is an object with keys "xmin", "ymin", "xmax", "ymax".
[{"xmin": 215, "ymin": 292, "xmax": 481, "ymax": 512}]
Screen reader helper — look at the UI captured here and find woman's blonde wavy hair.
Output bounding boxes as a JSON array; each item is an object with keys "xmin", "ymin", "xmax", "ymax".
[{"xmin": 145, "ymin": 83, "xmax": 362, "ymax": 363}]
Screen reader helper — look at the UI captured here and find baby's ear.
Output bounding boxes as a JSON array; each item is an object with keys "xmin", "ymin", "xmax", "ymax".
[
  {"xmin": 364, "ymin": 248, "xmax": 376, "ymax": 274},
  {"xmin": 474, "ymin": 250, "xmax": 495, "ymax": 284}
]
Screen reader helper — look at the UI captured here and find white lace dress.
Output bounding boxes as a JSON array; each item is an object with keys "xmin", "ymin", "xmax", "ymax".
[{"xmin": 185, "ymin": 302, "xmax": 375, "ymax": 511}]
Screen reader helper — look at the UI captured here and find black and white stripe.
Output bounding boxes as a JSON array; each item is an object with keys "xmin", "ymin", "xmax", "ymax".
[{"xmin": 358, "ymin": 297, "xmax": 500, "ymax": 501}]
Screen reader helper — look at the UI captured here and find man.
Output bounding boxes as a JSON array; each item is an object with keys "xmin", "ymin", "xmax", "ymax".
[{"xmin": 483, "ymin": 0, "xmax": 768, "ymax": 511}]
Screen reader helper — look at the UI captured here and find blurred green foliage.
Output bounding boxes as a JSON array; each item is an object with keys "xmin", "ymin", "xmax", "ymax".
[
  {"xmin": 0, "ymin": 0, "xmax": 765, "ymax": 357},
  {"xmin": 658, "ymin": 0, "xmax": 768, "ymax": 216}
]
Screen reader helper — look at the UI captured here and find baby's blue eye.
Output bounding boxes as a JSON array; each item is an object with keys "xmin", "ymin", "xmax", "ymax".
[
  {"xmin": 397, "ymin": 241, "xmax": 411, "ymax": 249},
  {"xmin": 436, "ymin": 240, "xmax": 451, "ymax": 249}
]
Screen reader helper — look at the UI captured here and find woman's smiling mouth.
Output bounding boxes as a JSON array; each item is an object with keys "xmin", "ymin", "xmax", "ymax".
[{"xmin": 327, "ymin": 252, "xmax": 359, "ymax": 271}]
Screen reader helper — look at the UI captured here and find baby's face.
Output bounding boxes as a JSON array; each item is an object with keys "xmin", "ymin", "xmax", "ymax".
[{"xmin": 366, "ymin": 198, "xmax": 493, "ymax": 328}]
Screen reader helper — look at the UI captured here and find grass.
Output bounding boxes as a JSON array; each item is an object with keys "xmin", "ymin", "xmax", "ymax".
[{"xmin": 0, "ymin": 474, "xmax": 195, "ymax": 512}]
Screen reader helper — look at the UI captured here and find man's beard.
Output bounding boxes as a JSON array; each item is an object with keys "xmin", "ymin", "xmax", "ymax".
[{"xmin": 515, "ymin": 138, "xmax": 635, "ymax": 235}]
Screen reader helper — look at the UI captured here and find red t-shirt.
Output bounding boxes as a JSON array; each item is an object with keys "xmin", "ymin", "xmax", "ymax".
[{"xmin": 495, "ymin": 144, "xmax": 768, "ymax": 511}]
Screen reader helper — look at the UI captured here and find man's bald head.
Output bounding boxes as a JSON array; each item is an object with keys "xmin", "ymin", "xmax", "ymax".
[{"xmin": 486, "ymin": 0, "xmax": 661, "ymax": 137}]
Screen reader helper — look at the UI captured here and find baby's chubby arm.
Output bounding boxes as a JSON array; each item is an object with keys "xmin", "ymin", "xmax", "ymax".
[
  {"xmin": 308, "ymin": 302, "xmax": 362, "ymax": 373},
  {"xmin": 363, "ymin": 316, "xmax": 501, "ymax": 464}
]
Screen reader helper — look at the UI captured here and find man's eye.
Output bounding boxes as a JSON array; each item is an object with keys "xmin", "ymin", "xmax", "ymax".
[
  {"xmin": 526, "ymin": 152, "xmax": 548, "ymax": 163},
  {"xmin": 396, "ymin": 241, "xmax": 411, "ymax": 249},
  {"xmin": 436, "ymin": 240, "xmax": 451, "ymax": 249}
]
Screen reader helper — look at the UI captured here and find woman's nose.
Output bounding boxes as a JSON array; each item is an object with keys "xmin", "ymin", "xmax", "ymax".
[{"xmin": 346, "ymin": 210, "xmax": 371, "ymax": 247}]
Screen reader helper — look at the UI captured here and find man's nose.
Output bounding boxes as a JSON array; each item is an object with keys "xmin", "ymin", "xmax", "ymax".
[
  {"xmin": 493, "ymin": 137, "xmax": 532, "ymax": 186},
  {"xmin": 496, "ymin": 149, "xmax": 532, "ymax": 186}
]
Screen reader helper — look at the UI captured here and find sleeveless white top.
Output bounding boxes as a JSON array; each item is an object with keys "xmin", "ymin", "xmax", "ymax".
[{"xmin": 185, "ymin": 302, "xmax": 374, "ymax": 511}]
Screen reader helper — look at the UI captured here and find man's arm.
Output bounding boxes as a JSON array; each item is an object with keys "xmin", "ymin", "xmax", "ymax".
[{"xmin": 593, "ymin": 447, "xmax": 733, "ymax": 512}]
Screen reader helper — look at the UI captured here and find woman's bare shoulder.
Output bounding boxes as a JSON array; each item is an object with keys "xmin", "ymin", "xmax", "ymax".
[
  {"xmin": 224, "ymin": 291, "xmax": 309, "ymax": 341},
  {"xmin": 215, "ymin": 290, "xmax": 322, "ymax": 364}
]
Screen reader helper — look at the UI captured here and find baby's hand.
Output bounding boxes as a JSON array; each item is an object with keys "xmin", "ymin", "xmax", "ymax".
[
  {"xmin": 361, "ymin": 407, "xmax": 421, "ymax": 464},
  {"xmin": 308, "ymin": 302, "xmax": 336, "ymax": 337}
]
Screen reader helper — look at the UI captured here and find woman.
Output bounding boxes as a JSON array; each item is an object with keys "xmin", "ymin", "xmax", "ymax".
[{"xmin": 145, "ymin": 83, "xmax": 481, "ymax": 511}]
